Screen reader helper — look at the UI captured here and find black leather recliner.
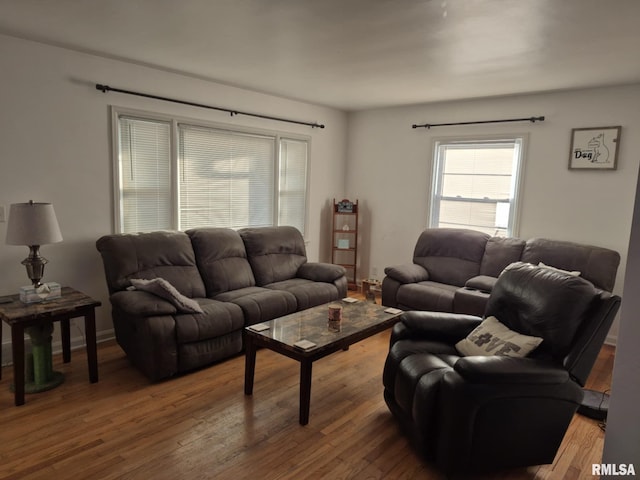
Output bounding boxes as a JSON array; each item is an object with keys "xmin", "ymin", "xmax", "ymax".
[{"xmin": 382, "ymin": 262, "xmax": 621, "ymax": 475}]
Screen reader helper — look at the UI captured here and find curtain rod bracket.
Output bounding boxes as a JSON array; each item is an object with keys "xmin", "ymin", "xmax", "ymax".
[
  {"xmin": 95, "ymin": 83, "xmax": 325, "ymax": 129},
  {"xmin": 412, "ymin": 116, "xmax": 545, "ymax": 129}
]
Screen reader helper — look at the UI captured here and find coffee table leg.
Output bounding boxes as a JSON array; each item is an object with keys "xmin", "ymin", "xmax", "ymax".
[
  {"xmin": 11, "ymin": 325, "xmax": 25, "ymax": 406},
  {"xmin": 299, "ymin": 359, "xmax": 313, "ymax": 425},
  {"xmin": 244, "ymin": 334, "xmax": 256, "ymax": 395}
]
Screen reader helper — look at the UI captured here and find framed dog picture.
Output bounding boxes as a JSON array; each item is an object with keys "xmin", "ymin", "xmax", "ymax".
[{"xmin": 568, "ymin": 126, "xmax": 621, "ymax": 170}]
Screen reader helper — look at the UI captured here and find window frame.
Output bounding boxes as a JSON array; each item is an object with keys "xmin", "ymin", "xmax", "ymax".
[
  {"xmin": 428, "ymin": 134, "xmax": 528, "ymax": 237},
  {"xmin": 110, "ymin": 106, "xmax": 311, "ymax": 235}
]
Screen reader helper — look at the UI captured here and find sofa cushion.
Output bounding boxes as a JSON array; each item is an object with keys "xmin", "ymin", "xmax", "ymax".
[
  {"xmin": 538, "ymin": 262, "xmax": 580, "ymax": 276},
  {"xmin": 214, "ymin": 286, "xmax": 297, "ymax": 325},
  {"xmin": 413, "ymin": 228, "xmax": 489, "ymax": 286},
  {"xmin": 96, "ymin": 231, "xmax": 206, "ymax": 297},
  {"xmin": 239, "ymin": 226, "xmax": 308, "ymax": 285},
  {"xmin": 453, "ymin": 287, "xmax": 489, "ymax": 317},
  {"xmin": 479, "ymin": 237, "xmax": 526, "ymax": 277},
  {"xmin": 266, "ymin": 278, "xmax": 340, "ymax": 310},
  {"xmin": 174, "ymin": 298, "xmax": 244, "ymax": 344},
  {"xmin": 455, "ymin": 316, "xmax": 543, "ymax": 358},
  {"xmin": 129, "ymin": 278, "xmax": 204, "ymax": 313},
  {"xmin": 187, "ymin": 228, "xmax": 256, "ymax": 296},
  {"xmin": 464, "ymin": 275, "xmax": 497, "ymax": 292},
  {"xmin": 521, "ymin": 238, "xmax": 620, "ymax": 291},
  {"xmin": 397, "ymin": 281, "xmax": 458, "ymax": 312}
]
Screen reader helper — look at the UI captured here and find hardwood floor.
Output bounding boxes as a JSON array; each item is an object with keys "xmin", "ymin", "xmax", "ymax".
[{"xmin": 0, "ymin": 323, "xmax": 614, "ymax": 479}]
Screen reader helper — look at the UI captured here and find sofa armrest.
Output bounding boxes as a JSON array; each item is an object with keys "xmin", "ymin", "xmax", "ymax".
[
  {"xmin": 391, "ymin": 311, "xmax": 482, "ymax": 343},
  {"xmin": 384, "ymin": 264, "xmax": 429, "ymax": 284},
  {"xmin": 454, "ymin": 356, "xmax": 569, "ymax": 385},
  {"xmin": 464, "ymin": 275, "xmax": 497, "ymax": 293},
  {"xmin": 297, "ymin": 262, "xmax": 346, "ymax": 282},
  {"xmin": 110, "ymin": 290, "xmax": 178, "ymax": 316}
]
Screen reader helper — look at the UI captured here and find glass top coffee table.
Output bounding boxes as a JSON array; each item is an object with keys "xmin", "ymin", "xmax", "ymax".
[{"xmin": 243, "ymin": 299, "xmax": 403, "ymax": 425}]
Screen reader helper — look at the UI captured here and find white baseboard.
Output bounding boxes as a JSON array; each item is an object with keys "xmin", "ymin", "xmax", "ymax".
[
  {"xmin": 605, "ymin": 333, "xmax": 618, "ymax": 347},
  {"xmin": 1, "ymin": 328, "xmax": 115, "ymax": 368}
]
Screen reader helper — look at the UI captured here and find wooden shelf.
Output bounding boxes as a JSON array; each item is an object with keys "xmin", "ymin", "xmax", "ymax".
[{"xmin": 332, "ymin": 198, "xmax": 358, "ymax": 290}]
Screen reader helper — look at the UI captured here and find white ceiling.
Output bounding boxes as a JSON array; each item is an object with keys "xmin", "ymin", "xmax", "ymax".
[{"xmin": 1, "ymin": 0, "xmax": 640, "ymax": 111}]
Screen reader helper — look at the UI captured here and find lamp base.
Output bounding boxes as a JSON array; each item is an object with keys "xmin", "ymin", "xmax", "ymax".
[
  {"xmin": 12, "ymin": 372, "xmax": 65, "ymax": 394},
  {"xmin": 22, "ymin": 245, "xmax": 48, "ymax": 288},
  {"xmin": 19, "ymin": 282, "xmax": 61, "ymax": 304},
  {"xmin": 10, "ymin": 322, "xmax": 66, "ymax": 394}
]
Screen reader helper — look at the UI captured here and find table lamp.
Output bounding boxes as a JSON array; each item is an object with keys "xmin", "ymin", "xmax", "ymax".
[{"xmin": 5, "ymin": 200, "xmax": 63, "ymax": 288}]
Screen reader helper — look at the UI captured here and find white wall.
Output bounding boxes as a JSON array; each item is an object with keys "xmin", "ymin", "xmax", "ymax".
[
  {"xmin": 346, "ymin": 84, "xmax": 640, "ymax": 342},
  {"xmin": 0, "ymin": 34, "xmax": 348, "ymax": 363},
  {"xmin": 602, "ymin": 166, "xmax": 640, "ymax": 468}
]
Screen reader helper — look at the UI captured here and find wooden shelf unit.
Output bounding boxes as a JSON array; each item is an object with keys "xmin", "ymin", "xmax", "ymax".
[{"xmin": 331, "ymin": 198, "xmax": 358, "ymax": 290}]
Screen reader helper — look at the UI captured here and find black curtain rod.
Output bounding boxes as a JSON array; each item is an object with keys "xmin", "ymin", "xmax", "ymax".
[
  {"xmin": 412, "ymin": 116, "xmax": 545, "ymax": 129},
  {"xmin": 96, "ymin": 84, "xmax": 325, "ymax": 129}
]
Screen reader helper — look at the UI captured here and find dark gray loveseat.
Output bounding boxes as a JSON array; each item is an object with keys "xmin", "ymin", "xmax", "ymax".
[
  {"xmin": 96, "ymin": 226, "xmax": 347, "ymax": 380},
  {"xmin": 382, "ymin": 228, "xmax": 620, "ymax": 316}
]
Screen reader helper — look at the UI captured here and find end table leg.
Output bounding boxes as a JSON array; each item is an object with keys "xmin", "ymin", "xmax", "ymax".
[
  {"xmin": 60, "ymin": 318, "xmax": 71, "ymax": 363},
  {"xmin": 244, "ymin": 334, "xmax": 256, "ymax": 395},
  {"xmin": 11, "ymin": 326, "xmax": 25, "ymax": 406},
  {"xmin": 299, "ymin": 360, "xmax": 312, "ymax": 425},
  {"xmin": 84, "ymin": 310, "xmax": 98, "ymax": 383}
]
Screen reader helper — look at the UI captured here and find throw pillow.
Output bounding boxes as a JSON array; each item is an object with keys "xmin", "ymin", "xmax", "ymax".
[
  {"xmin": 130, "ymin": 278, "xmax": 203, "ymax": 314},
  {"xmin": 538, "ymin": 262, "xmax": 581, "ymax": 277},
  {"xmin": 455, "ymin": 316, "xmax": 543, "ymax": 358}
]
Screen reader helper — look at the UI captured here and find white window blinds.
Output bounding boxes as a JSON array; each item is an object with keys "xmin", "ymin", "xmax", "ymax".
[
  {"xmin": 113, "ymin": 109, "xmax": 310, "ymax": 235},
  {"xmin": 430, "ymin": 138, "xmax": 524, "ymax": 237},
  {"xmin": 117, "ymin": 116, "xmax": 172, "ymax": 233},
  {"xmin": 279, "ymin": 138, "xmax": 308, "ymax": 233},
  {"xmin": 178, "ymin": 124, "xmax": 275, "ymax": 230}
]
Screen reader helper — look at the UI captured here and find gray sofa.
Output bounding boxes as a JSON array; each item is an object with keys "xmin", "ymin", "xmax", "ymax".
[
  {"xmin": 382, "ymin": 228, "xmax": 620, "ymax": 316},
  {"xmin": 96, "ymin": 226, "xmax": 347, "ymax": 380}
]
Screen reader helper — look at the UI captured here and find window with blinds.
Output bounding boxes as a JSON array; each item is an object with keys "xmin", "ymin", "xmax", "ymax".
[
  {"xmin": 178, "ymin": 124, "xmax": 275, "ymax": 230},
  {"xmin": 429, "ymin": 137, "xmax": 525, "ymax": 237},
  {"xmin": 279, "ymin": 138, "xmax": 308, "ymax": 230},
  {"xmin": 113, "ymin": 110, "xmax": 309, "ymax": 235},
  {"xmin": 117, "ymin": 116, "xmax": 172, "ymax": 233}
]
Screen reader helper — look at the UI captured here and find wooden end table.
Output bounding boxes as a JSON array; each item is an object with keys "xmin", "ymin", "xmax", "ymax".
[
  {"xmin": 244, "ymin": 299, "xmax": 402, "ymax": 425},
  {"xmin": 0, "ymin": 287, "xmax": 101, "ymax": 406}
]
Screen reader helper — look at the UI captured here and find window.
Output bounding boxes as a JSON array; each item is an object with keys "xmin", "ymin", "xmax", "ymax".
[
  {"xmin": 117, "ymin": 116, "xmax": 172, "ymax": 233},
  {"xmin": 178, "ymin": 124, "xmax": 275, "ymax": 230},
  {"xmin": 113, "ymin": 109, "xmax": 309, "ymax": 235},
  {"xmin": 429, "ymin": 136, "xmax": 525, "ymax": 237}
]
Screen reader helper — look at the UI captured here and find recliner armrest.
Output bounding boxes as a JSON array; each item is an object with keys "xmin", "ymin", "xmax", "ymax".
[
  {"xmin": 454, "ymin": 356, "xmax": 569, "ymax": 384},
  {"xmin": 464, "ymin": 275, "xmax": 497, "ymax": 293},
  {"xmin": 384, "ymin": 264, "xmax": 429, "ymax": 283},
  {"xmin": 297, "ymin": 262, "xmax": 346, "ymax": 282},
  {"xmin": 111, "ymin": 290, "xmax": 178, "ymax": 316},
  {"xmin": 392, "ymin": 311, "xmax": 482, "ymax": 343}
]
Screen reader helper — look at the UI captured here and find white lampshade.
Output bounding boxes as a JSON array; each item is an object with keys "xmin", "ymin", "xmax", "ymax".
[{"xmin": 6, "ymin": 201, "xmax": 63, "ymax": 246}]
